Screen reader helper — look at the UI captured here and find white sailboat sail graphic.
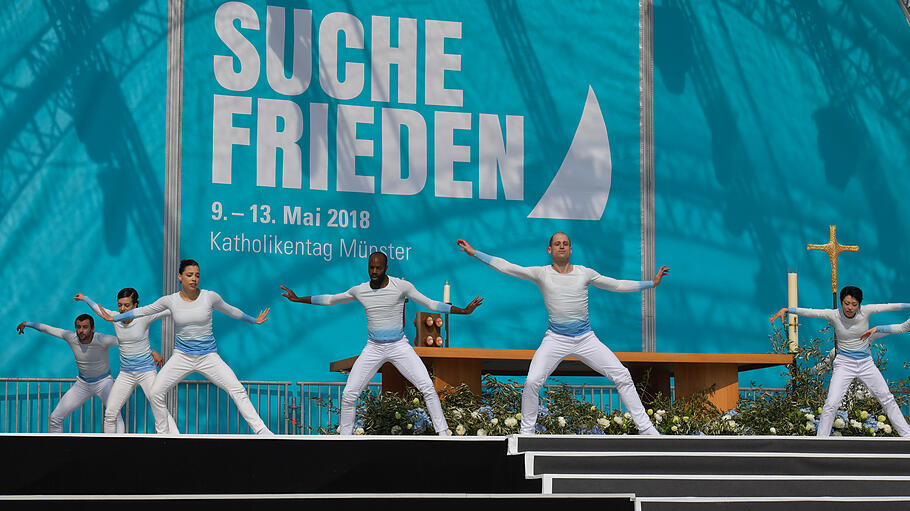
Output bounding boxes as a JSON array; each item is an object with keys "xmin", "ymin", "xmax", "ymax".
[{"xmin": 528, "ymin": 86, "xmax": 612, "ymax": 221}]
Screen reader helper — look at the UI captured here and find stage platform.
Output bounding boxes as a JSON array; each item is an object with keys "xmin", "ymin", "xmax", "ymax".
[{"xmin": 3, "ymin": 434, "xmax": 910, "ymax": 509}]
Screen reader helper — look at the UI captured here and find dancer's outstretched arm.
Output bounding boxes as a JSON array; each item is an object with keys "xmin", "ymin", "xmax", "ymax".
[
  {"xmin": 74, "ymin": 293, "xmax": 171, "ymax": 323},
  {"xmin": 769, "ymin": 306, "xmax": 834, "ymax": 324},
  {"xmin": 858, "ymin": 303, "xmax": 910, "ymax": 314},
  {"xmin": 280, "ymin": 286, "xmax": 356, "ymax": 306},
  {"xmin": 401, "ymin": 281, "xmax": 484, "ymax": 315},
  {"xmin": 861, "ymin": 317, "xmax": 910, "ymax": 341},
  {"xmin": 456, "ymin": 239, "xmax": 540, "ymax": 281},
  {"xmin": 96, "ymin": 296, "xmax": 170, "ymax": 323},
  {"xmin": 589, "ymin": 265, "xmax": 670, "ymax": 293},
  {"xmin": 16, "ymin": 321, "xmax": 67, "ymax": 339},
  {"xmin": 210, "ymin": 291, "xmax": 269, "ymax": 324}
]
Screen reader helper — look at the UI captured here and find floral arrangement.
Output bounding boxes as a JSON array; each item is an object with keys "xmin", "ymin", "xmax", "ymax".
[{"xmin": 315, "ymin": 328, "xmax": 909, "ymax": 436}]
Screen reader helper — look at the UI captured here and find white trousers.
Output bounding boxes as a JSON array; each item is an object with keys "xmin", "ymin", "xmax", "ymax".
[
  {"xmin": 338, "ymin": 338, "xmax": 448, "ymax": 435},
  {"xmin": 104, "ymin": 370, "xmax": 179, "ymax": 434},
  {"xmin": 149, "ymin": 351, "xmax": 268, "ymax": 434},
  {"xmin": 818, "ymin": 354, "xmax": 910, "ymax": 437},
  {"xmin": 521, "ymin": 330, "xmax": 657, "ymax": 435},
  {"xmin": 50, "ymin": 375, "xmax": 124, "ymax": 433}
]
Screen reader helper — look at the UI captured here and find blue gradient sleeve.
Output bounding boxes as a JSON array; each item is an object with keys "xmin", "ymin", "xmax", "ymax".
[
  {"xmin": 877, "ymin": 325, "xmax": 898, "ymax": 334},
  {"xmin": 112, "ymin": 310, "xmax": 136, "ymax": 322},
  {"xmin": 82, "ymin": 296, "xmax": 98, "ymax": 310},
  {"xmin": 240, "ymin": 313, "xmax": 256, "ymax": 324},
  {"xmin": 474, "ymin": 250, "xmax": 493, "ymax": 264}
]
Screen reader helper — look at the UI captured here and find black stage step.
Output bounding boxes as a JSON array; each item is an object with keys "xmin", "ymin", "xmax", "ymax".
[
  {"xmin": 0, "ymin": 434, "xmax": 538, "ymax": 495},
  {"xmin": 510, "ymin": 435, "xmax": 910, "ymax": 509}
]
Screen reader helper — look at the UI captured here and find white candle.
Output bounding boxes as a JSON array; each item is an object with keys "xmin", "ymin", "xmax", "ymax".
[
  {"xmin": 443, "ymin": 280, "xmax": 450, "ymax": 304},
  {"xmin": 788, "ymin": 272, "xmax": 799, "ymax": 351}
]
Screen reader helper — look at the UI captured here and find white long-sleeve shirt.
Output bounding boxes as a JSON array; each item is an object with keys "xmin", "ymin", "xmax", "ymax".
[
  {"xmin": 310, "ymin": 276, "xmax": 451, "ymax": 341},
  {"xmin": 789, "ymin": 303, "xmax": 910, "ymax": 358},
  {"xmin": 473, "ymin": 250, "xmax": 653, "ymax": 336},
  {"xmin": 26, "ymin": 322, "xmax": 118, "ymax": 381},
  {"xmin": 113, "ymin": 289, "xmax": 255, "ymax": 355},
  {"xmin": 82, "ymin": 295, "xmax": 169, "ymax": 373}
]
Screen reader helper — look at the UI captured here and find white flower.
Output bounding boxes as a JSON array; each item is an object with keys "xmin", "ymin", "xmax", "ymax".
[
  {"xmin": 672, "ymin": 416, "xmax": 680, "ymax": 424},
  {"xmin": 624, "ymin": 412, "xmax": 632, "ymax": 419},
  {"xmin": 726, "ymin": 421, "xmax": 738, "ymax": 429},
  {"xmin": 769, "ymin": 427, "xmax": 777, "ymax": 435},
  {"xmin": 491, "ymin": 418, "xmax": 499, "ymax": 425},
  {"xmin": 851, "ymin": 420, "xmax": 862, "ymax": 429},
  {"xmin": 884, "ymin": 424, "xmax": 893, "ymax": 434},
  {"xmin": 722, "ymin": 414, "xmax": 731, "ymax": 421},
  {"xmin": 671, "ymin": 425, "xmax": 678, "ymax": 432},
  {"xmin": 455, "ymin": 424, "xmax": 466, "ymax": 436},
  {"xmin": 614, "ymin": 416, "xmax": 623, "ymax": 425},
  {"xmin": 833, "ymin": 418, "xmax": 846, "ymax": 429},
  {"xmin": 597, "ymin": 417, "xmax": 609, "ymax": 427},
  {"xmin": 654, "ymin": 414, "xmax": 663, "ymax": 423},
  {"xmin": 590, "ymin": 405, "xmax": 597, "ymax": 412},
  {"xmin": 452, "ymin": 409, "xmax": 463, "ymax": 420},
  {"xmin": 395, "ymin": 412, "xmax": 401, "ymax": 419},
  {"xmin": 505, "ymin": 417, "xmax": 517, "ymax": 427},
  {"xmin": 878, "ymin": 421, "xmax": 887, "ymax": 430},
  {"xmin": 804, "ymin": 422, "xmax": 815, "ymax": 432},
  {"xmin": 476, "ymin": 428, "xmax": 487, "ymax": 436},
  {"xmin": 355, "ymin": 427, "xmax": 365, "ymax": 435},
  {"xmin": 471, "ymin": 411, "xmax": 480, "ymax": 419},
  {"xmin": 656, "ymin": 409, "xmax": 666, "ymax": 416},
  {"xmin": 557, "ymin": 416, "xmax": 566, "ymax": 427},
  {"xmin": 804, "ymin": 413, "xmax": 815, "ymax": 421},
  {"xmin": 446, "ymin": 429, "xmax": 453, "ymax": 436}
]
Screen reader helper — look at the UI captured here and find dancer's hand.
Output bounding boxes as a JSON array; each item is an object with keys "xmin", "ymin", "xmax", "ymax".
[
  {"xmin": 97, "ymin": 308, "xmax": 114, "ymax": 322},
  {"xmin": 456, "ymin": 239, "xmax": 476, "ymax": 257},
  {"xmin": 769, "ymin": 308, "xmax": 787, "ymax": 324},
  {"xmin": 152, "ymin": 350, "xmax": 165, "ymax": 367},
  {"xmin": 280, "ymin": 286, "xmax": 301, "ymax": 302},
  {"xmin": 255, "ymin": 308, "xmax": 270, "ymax": 324},
  {"xmin": 16, "ymin": 322, "xmax": 26, "ymax": 335},
  {"xmin": 860, "ymin": 327, "xmax": 877, "ymax": 342},
  {"xmin": 463, "ymin": 296, "xmax": 484, "ymax": 314},
  {"xmin": 73, "ymin": 293, "xmax": 85, "ymax": 302},
  {"xmin": 653, "ymin": 265, "xmax": 670, "ymax": 286}
]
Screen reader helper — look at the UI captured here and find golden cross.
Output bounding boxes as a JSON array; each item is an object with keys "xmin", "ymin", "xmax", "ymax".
[{"xmin": 807, "ymin": 225, "xmax": 859, "ymax": 299}]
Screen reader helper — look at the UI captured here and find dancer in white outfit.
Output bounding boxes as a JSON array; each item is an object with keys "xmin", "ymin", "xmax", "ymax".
[
  {"xmin": 280, "ymin": 251, "xmax": 483, "ymax": 435},
  {"xmin": 98, "ymin": 259, "xmax": 272, "ymax": 435},
  {"xmin": 457, "ymin": 234, "xmax": 669, "ymax": 435},
  {"xmin": 16, "ymin": 315, "xmax": 124, "ymax": 433},
  {"xmin": 74, "ymin": 289, "xmax": 179, "ymax": 433},
  {"xmin": 771, "ymin": 285, "xmax": 910, "ymax": 437}
]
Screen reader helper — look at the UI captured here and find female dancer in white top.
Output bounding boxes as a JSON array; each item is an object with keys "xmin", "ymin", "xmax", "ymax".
[
  {"xmin": 98, "ymin": 259, "xmax": 271, "ymax": 434},
  {"xmin": 770, "ymin": 285, "xmax": 910, "ymax": 436},
  {"xmin": 74, "ymin": 288, "xmax": 179, "ymax": 433}
]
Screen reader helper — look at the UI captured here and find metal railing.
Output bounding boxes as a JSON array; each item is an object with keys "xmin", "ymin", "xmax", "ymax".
[{"xmin": 1, "ymin": 378, "xmax": 907, "ymax": 434}]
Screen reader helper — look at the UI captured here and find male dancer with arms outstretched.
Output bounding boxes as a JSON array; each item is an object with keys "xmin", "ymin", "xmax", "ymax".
[
  {"xmin": 457, "ymin": 234, "xmax": 669, "ymax": 435},
  {"xmin": 16, "ymin": 315, "xmax": 125, "ymax": 433},
  {"xmin": 280, "ymin": 252, "xmax": 483, "ymax": 435}
]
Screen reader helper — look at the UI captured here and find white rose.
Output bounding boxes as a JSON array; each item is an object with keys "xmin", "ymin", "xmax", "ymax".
[
  {"xmin": 597, "ymin": 417, "xmax": 609, "ymax": 427},
  {"xmin": 656, "ymin": 409, "xmax": 666, "ymax": 416},
  {"xmin": 833, "ymin": 418, "xmax": 845, "ymax": 429},
  {"xmin": 624, "ymin": 412, "xmax": 631, "ymax": 419},
  {"xmin": 476, "ymin": 428, "xmax": 487, "ymax": 436},
  {"xmin": 355, "ymin": 427, "xmax": 365, "ymax": 435},
  {"xmin": 614, "ymin": 416, "xmax": 623, "ymax": 425},
  {"xmin": 452, "ymin": 409, "xmax": 463, "ymax": 420},
  {"xmin": 471, "ymin": 411, "xmax": 480, "ymax": 419},
  {"xmin": 884, "ymin": 424, "xmax": 893, "ymax": 434},
  {"xmin": 671, "ymin": 425, "xmax": 678, "ymax": 432},
  {"xmin": 557, "ymin": 416, "xmax": 566, "ymax": 427},
  {"xmin": 769, "ymin": 427, "xmax": 777, "ymax": 435},
  {"xmin": 727, "ymin": 421, "xmax": 737, "ymax": 429},
  {"xmin": 804, "ymin": 413, "xmax": 815, "ymax": 421},
  {"xmin": 455, "ymin": 424, "xmax": 466, "ymax": 436},
  {"xmin": 505, "ymin": 417, "xmax": 518, "ymax": 427},
  {"xmin": 877, "ymin": 421, "xmax": 886, "ymax": 430},
  {"xmin": 491, "ymin": 418, "xmax": 499, "ymax": 425}
]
